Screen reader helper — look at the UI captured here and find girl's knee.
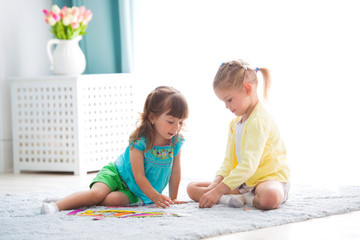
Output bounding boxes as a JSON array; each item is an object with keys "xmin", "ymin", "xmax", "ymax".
[
  {"xmin": 88, "ymin": 182, "xmax": 111, "ymax": 203},
  {"xmin": 187, "ymin": 181, "xmax": 197, "ymax": 189},
  {"xmin": 187, "ymin": 181, "xmax": 212, "ymax": 201},
  {"xmin": 100, "ymin": 192, "xmax": 129, "ymax": 206},
  {"xmin": 89, "ymin": 189, "xmax": 108, "ymax": 203},
  {"xmin": 258, "ymin": 189, "xmax": 283, "ymax": 210},
  {"xmin": 186, "ymin": 182, "xmax": 197, "ymax": 199},
  {"xmin": 255, "ymin": 181, "xmax": 285, "ymax": 210},
  {"xmin": 187, "ymin": 181, "xmax": 204, "ymax": 200}
]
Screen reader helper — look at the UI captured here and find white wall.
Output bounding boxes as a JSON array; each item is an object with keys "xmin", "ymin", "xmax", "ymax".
[
  {"xmin": 133, "ymin": 0, "xmax": 360, "ymax": 186},
  {"xmin": 2, "ymin": 0, "xmax": 360, "ymax": 189},
  {"xmin": 0, "ymin": 0, "xmax": 53, "ymax": 172}
]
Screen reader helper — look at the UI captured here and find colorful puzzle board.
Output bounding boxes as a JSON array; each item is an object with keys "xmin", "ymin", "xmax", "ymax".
[{"xmin": 67, "ymin": 208, "xmax": 182, "ymax": 220}]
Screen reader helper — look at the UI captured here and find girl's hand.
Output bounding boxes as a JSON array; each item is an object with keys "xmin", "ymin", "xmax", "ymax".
[
  {"xmin": 152, "ymin": 193, "xmax": 174, "ymax": 208},
  {"xmin": 172, "ymin": 199, "xmax": 188, "ymax": 204},
  {"xmin": 199, "ymin": 188, "xmax": 222, "ymax": 208},
  {"xmin": 199, "ymin": 182, "xmax": 230, "ymax": 208}
]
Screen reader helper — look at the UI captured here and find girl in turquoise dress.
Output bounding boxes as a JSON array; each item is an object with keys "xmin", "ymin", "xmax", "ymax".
[{"xmin": 42, "ymin": 86, "xmax": 189, "ymax": 213}]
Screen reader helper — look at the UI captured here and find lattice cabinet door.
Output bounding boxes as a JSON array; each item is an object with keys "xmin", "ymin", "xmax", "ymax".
[{"xmin": 11, "ymin": 74, "xmax": 135, "ymax": 175}]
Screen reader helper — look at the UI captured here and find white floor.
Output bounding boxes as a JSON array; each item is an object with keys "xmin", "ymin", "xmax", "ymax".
[{"xmin": 1, "ymin": 172, "xmax": 360, "ymax": 240}]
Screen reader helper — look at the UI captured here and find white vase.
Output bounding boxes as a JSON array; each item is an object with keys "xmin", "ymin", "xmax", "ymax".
[{"xmin": 46, "ymin": 36, "xmax": 86, "ymax": 75}]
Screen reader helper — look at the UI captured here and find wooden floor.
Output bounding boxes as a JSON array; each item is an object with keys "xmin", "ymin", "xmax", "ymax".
[{"xmin": 1, "ymin": 172, "xmax": 360, "ymax": 239}]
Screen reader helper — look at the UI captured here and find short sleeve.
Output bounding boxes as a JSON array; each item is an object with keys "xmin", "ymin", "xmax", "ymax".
[
  {"xmin": 130, "ymin": 137, "xmax": 146, "ymax": 152},
  {"xmin": 172, "ymin": 134, "xmax": 185, "ymax": 156}
]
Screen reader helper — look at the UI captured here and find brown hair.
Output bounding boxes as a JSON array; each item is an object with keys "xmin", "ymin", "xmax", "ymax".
[
  {"xmin": 213, "ymin": 59, "xmax": 271, "ymax": 100},
  {"xmin": 129, "ymin": 86, "xmax": 189, "ymax": 151}
]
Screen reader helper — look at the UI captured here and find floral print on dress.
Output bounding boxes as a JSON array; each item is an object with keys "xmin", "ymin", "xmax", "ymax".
[
  {"xmin": 132, "ymin": 134, "xmax": 185, "ymax": 168},
  {"xmin": 150, "ymin": 148, "xmax": 174, "ymax": 160},
  {"xmin": 144, "ymin": 147, "xmax": 174, "ymax": 168}
]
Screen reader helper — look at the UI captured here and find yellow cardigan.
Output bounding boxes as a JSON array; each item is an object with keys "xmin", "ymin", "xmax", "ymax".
[{"xmin": 216, "ymin": 102, "xmax": 290, "ymax": 190}]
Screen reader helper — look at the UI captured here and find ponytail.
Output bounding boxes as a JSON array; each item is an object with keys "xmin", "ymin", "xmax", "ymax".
[{"xmin": 256, "ymin": 67, "xmax": 271, "ymax": 100}]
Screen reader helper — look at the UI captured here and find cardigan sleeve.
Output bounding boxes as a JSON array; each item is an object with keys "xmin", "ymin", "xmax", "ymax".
[
  {"xmin": 222, "ymin": 116, "xmax": 271, "ymax": 190},
  {"xmin": 216, "ymin": 118, "xmax": 238, "ymax": 178}
]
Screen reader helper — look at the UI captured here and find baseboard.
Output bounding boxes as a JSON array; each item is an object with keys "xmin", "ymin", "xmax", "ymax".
[{"xmin": 0, "ymin": 139, "xmax": 13, "ymax": 173}]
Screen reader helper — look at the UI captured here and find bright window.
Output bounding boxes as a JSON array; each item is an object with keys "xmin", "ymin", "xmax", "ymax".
[{"xmin": 132, "ymin": 0, "xmax": 360, "ymax": 186}]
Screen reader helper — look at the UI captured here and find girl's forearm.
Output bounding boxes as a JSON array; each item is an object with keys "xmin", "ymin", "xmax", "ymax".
[
  {"xmin": 169, "ymin": 184, "xmax": 179, "ymax": 200},
  {"xmin": 134, "ymin": 175, "xmax": 159, "ymax": 200},
  {"xmin": 169, "ymin": 154, "xmax": 181, "ymax": 200},
  {"xmin": 214, "ymin": 182, "xmax": 231, "ymax": 195},
  {"xmin": 213, "ymin": 175, "xmax": 224, "ymax": 185},
  {"xmin": 169, "ymin": 173, "xmax": 181, "ymax": 200}
]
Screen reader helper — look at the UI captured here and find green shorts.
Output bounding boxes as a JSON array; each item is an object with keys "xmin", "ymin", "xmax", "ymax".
[{"xmin": 90, "ymin": 162, "xmax": 139, "ymax": 204}]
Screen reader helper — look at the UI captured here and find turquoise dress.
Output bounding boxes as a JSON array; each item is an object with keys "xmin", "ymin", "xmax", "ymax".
[{"xmin": 114, "ymin": 135, "xmax": 185, "ymax": 204}]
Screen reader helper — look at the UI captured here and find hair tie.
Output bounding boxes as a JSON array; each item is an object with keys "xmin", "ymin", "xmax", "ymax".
[
  {"xmin": 242, "ymin": 65, "xmax": 247, "ymax": 70},
  {"xmin": 255, "ymin": 67, "xmax": 259, "ymax": 73},
  {"xmin": 220, "ymin": 62, "xmax": 225, "ymax": 67}
]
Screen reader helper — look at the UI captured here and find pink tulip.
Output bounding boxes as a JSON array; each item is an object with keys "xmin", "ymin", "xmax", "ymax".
[
  {"xmin": 79, "ymin": 6, "xmax": 86, "ymax": 15},
  {"xmin": 43, "ymin": 9, "xmax": 49, "ymax": 16},
  {"xmin": 85, "ymin": 9, "xmax": 92, "ymax": 17},
  {"xmin": 77, "ymin": 15, "xmax": 84, "ymax": 23},
  {"xmin": 72, "ymin": 7, "xmax": 79, "ymax": 16},
  {"xmin": 88, "ymin": 12, "xmax": 93, "ymax": 21},
  {"xmin": 71, "ymin": 22, "xmax": 79, "ymax": 29},
  {"xmin": 83, "ymin": 10, "xmax": 93, "ymax": 23},
  {"xmin": 60, "ymin": 10, "xmax": 66, "ymax": 19},
  {"xmin": 47, "ymin": 16, "xmax": 56, "ymax": 26},
  {"xmin": 52, "ymin": 14, "xmax": 60, "ymax": 22}
]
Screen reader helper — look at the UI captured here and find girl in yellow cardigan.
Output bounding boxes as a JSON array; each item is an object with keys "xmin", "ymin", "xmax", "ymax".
[{"xmin": 187, "ymin": 59, "xmax": 290, "ymax": 210}]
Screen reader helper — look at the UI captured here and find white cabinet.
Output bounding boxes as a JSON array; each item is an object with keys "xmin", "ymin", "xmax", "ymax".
[{"xmin": 11, "ymin": 74, "xmax": 135, "ymax": 175}]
